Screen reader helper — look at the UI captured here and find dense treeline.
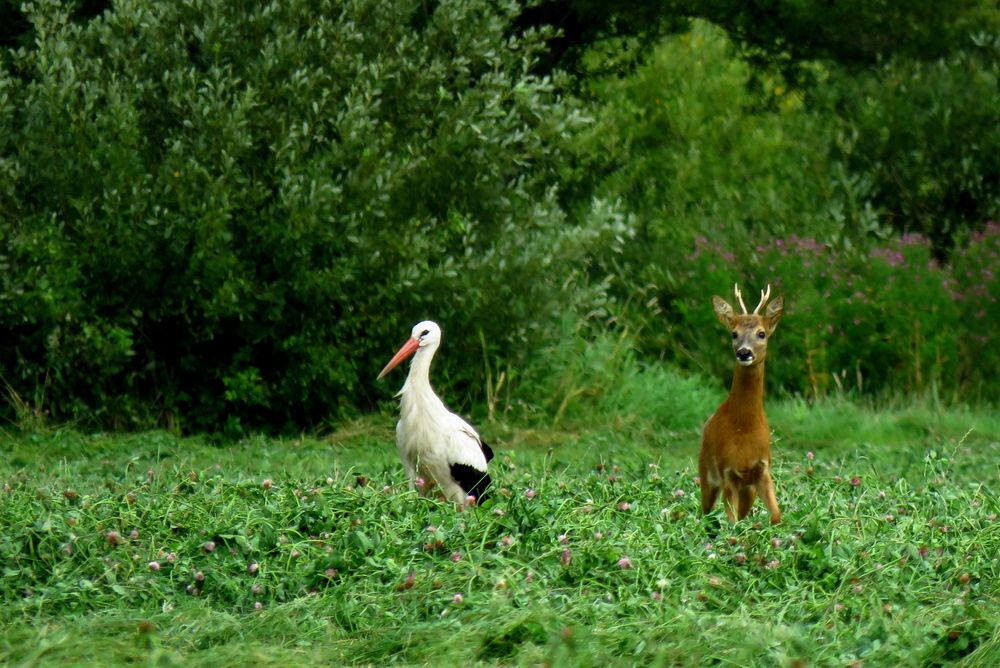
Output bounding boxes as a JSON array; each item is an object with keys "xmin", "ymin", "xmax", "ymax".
[
  {"xmin": 571, "ymin": 22, "xmax": 1000, "ymax": 402},
  {"xmin": 1, "ymin": 0, "xmax": 998, "ymax": 431},
  {"xmin": 518, "ymin": 0, "xmax": 996, "ymax": 77},
  {"xmin": 0, "ymin": 0, "xmax": 625, "ymax": 430}
]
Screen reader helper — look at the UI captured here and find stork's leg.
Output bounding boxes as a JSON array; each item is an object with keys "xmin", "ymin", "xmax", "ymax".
[
  {"xmin": 400, "ymin": 455, "xmax": 423, "ymax": 495},
  {"xmin": 432, "ymin": 463, "xmax": 468, "ymax": 505},
  {"xmin": 440, "ymin": 479, "xmax": 468, "ymax": 506},
  {"xmin": 404, "ymin": 461, "xmax": 419, "ymax": 491},
  {"xmin": 397, "ymin": 440, "xmax": 417, "ymax": 490},
  {"xmin": 449, "ymin": 463, "xmax": 491, "ymax": 505}
]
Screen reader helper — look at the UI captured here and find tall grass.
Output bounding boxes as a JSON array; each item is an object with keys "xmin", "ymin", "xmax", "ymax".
[
  {"xmin": 1, "ymin": 408, "xmax": 998, "ymax": 666},
  {"xmin": 524, "ymin": 322, "xmax": 722, "ymax": 433}
]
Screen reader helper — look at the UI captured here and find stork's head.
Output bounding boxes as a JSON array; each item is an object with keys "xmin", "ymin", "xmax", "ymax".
[
  {"xmin": 377, "ymin": 320, "xmax": 441, "ymax": 379},
  {"xmin": 713, "ymin": 284, "xmax": 784, "ymax": 367}
]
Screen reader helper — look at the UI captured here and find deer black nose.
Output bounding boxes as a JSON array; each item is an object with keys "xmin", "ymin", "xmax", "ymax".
[{"xmin": 736, "ymin": 348, "xmax": 754, "ymax": 362}]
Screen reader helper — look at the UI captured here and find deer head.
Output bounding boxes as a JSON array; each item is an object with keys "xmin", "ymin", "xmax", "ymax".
[{"xmin": 712, "ymin": 284, "xmax": 784, "ymax": 366}]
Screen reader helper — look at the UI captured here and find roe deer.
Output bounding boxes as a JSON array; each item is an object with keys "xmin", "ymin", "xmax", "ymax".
[{"xmin": 699, "ymin": 283, "xmax": 784, "ymax": 524}]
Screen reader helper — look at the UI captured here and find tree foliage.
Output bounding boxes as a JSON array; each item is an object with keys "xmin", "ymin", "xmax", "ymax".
[
  {"xmin": 564, "ymin": 21, "xmax": 1000, "ymax": 402},
  {"xmin": 0, "ymin": 0, "xmax": 626, "ymax": 430},
  {"xmin": 517, "ymin": 0, "xmax": 999, "ymax": 77},
  {"xmin": 819, "ymin": 44, "xmax": 1000, "ymax": 250},
  {"xmin": 2, "ymin": 0, "xmax": 999, "ymax": 432}
]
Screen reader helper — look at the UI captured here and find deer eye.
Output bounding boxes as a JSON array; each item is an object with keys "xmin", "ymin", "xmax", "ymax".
[
  {"xmin": 757, "ymin": 330, "xmax": 766, "ymax": 339},
  {"xmin": 731, "ymin": 331, "xmax": 738, "ymax": 339}
]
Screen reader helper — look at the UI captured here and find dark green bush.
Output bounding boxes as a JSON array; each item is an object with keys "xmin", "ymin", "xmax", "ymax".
[
  {"xmin": 4, "ymin": 4, "xmax": 998, "ymax": 431},
  {"xmin": 951, "ymin": 222, "xmax": 1000, "ymax": 400},
  {"xmin": 663, "ymin": 229, "xmax": 998, "ymax": 402},
  {"xmin": 561, "ymin": 22, "xmax": 873, "ymax": 362},
  {"xmin": 0, "ymin": 0, "xmax": 627, "ymax": 430},
  {"xmin": 560, "ymin": 21, "xmax": 999, "ymax": 404},
  {"xmin": 818, "ymin": 45, "xmax": 1000, "ymax": 251},
  {"xmin": 523, "ymin": 318, "xmax": 722, "ymax": 431},
  {"xmin": 515, "ymin": 0, "xmax": 999, "ymax": 77},
  {"xmin": 568, "ymin": 22, "xmax": 850, "ymax": 245}
]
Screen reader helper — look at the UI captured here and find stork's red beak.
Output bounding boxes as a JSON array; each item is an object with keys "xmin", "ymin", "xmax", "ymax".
[{"xmin": 377, "ymin": 337, "xmax": 420, "ymax": 380}]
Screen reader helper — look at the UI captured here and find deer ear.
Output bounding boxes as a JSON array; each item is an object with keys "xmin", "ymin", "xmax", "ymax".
[
  {"xmin": 713, "ymin": 296, "xmax": 735, "ymax": 326},
  {"xmin": 764, "ymin": 295, "xmax": 784, "ymax": 330}
]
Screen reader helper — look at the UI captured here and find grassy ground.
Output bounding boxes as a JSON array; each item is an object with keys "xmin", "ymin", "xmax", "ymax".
[{"xmin": 1, "ymin": 400, "xmax": 999, "ymax": 666}]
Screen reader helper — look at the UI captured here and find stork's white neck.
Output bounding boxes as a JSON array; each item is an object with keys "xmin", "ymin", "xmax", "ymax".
[{"xmin": 398, "ymin": 343, "xmax": 445, "ymax": 413}]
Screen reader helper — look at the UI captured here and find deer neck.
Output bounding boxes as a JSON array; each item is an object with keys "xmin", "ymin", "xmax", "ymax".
[{"xmin": 727, "ymin": 361, "xmax": 766, "ymax": 424}]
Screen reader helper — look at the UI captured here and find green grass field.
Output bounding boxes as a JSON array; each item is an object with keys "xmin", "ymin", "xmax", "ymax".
[{"xmin": 2, "ymin": 400, "xmax": 999, "ymax": 666}]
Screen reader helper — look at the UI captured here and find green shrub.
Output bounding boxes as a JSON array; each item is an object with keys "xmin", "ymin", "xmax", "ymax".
[
  {"xmin": 818, "ymin": 47, "xmax": 1000, "ymax": 250},
  {"xmin": 569, "ymin": 22, "xmax": 848, "ymax": 243},
  {"xmin": 0, "ymin": 0, "xmax": 627, "ymax": 430},
  {"xmin": 665, "ymin": 230, "xmax": 997, "ymax": 402},
  {"xmin": 525, "ymin": 317, "xmax": 721, "ymax": 432},
  {"xmin": 951, "ymin": 222, "xmax": 1000, "ymax": 400},
  {"xmin": 563, "ymin": 21, "xmax": 877, "ymax": 360},
  {"xmin": 564, "ymin": 21, "xmax": 999, "ymax": 405}
]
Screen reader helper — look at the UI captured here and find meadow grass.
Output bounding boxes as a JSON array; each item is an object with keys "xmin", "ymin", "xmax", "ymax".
[{"xmin": 1, "ymin": 398, "xmax": 999, "ymax": 667}]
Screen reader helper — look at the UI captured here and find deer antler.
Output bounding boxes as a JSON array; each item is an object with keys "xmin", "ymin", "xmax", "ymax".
[
  {"xmin": 734, "ymin": 283, "xmax": 749, "ymax": 314},
  {"xmin": 753, "ymin": 284, "xmax": 772, "ymax": 314}
]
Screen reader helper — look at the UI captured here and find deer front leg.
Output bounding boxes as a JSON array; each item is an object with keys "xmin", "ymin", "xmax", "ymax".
[
  {"xmin": 736, "ymin": 486, "xmax": 757, "ymax": 520},
  {"xmin": 722, "ymin": 484, "xmax": 738, "ymax": 522},
  {"xmin": 698, "ymin": 457, "xmax": 721, "ymax": 514},
  {"xmin": 756, "ymin": 470, "xmax": 782, "ymax": 524},
  {"xmin": 700, "ymin": 479, "xmax": 720, "ymax": 515}
]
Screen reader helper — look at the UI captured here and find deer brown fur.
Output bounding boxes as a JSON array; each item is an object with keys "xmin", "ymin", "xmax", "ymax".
[{"xmin": 699, "ymin": 284, "xmax": 784, "ymax": 524}]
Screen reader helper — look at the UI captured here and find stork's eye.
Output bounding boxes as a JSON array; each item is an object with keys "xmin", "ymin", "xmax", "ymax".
[
  {"xmin": 731, "ymin": 331, "xmax": 738, "ymax": 339},
  {"xmin": 420, "ymin": 329, "xmax": 430, "ymax": 337},
  {"xmin": 757, "ymin": 330, "xmax": 766, "ymax": 339}
]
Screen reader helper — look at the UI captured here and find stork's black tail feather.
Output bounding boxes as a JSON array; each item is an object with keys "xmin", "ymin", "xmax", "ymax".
[{"xmin": 450, "ymin": 463, "xmax": 492, "ymax": 504}]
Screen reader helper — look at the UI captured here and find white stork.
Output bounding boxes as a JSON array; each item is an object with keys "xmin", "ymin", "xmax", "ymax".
[{"xmin": 377, "ymin": 321, "xmax": 494, "ymax": 505}]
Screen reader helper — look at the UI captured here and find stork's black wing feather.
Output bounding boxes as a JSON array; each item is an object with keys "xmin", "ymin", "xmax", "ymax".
[
  {"xmin": 480, "ymin": 439, "xmax": 494, "ymax": 462},
  {"xmin": 450, "ymin": 463, "xmax": 492, "ymax": 504}
]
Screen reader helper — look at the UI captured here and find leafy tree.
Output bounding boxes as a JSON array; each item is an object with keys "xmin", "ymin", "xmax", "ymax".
[
  {"xmin": 517, "ymin": 0, "xmax": 999, "ymax": 77},
  {"xmin": 524, "ymin": 1, "xmax": 1000, "ymax": 252},
  {"xmin": 0, "ymin": 0, "xmax": 626, "ymax": 430},
  {"xmin": 817, "ymin": 45, "xmax": 1000, "ymax": 251}
]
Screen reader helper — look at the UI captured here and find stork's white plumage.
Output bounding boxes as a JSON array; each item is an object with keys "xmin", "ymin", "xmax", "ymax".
[{"xmin": 377, "ymin": 321, "xmax": 494, "ymax": 504}]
